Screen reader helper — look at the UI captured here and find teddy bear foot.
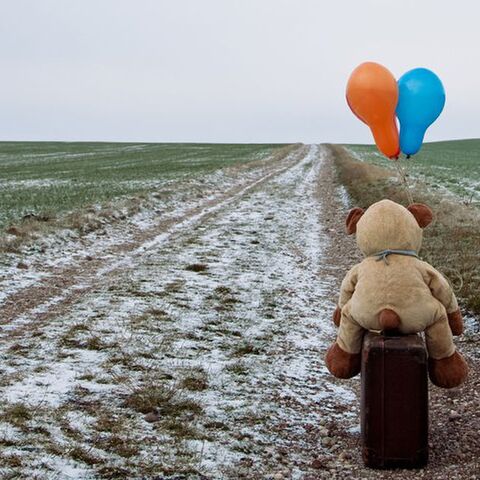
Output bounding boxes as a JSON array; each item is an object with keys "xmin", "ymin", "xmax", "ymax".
[
  {"xmin": 325, "ymin": 343, "xmax": 361, "ymax": 379},
  {"xmin": 428, "ymin": 351, "xmax": 468, "ymax": 388}
]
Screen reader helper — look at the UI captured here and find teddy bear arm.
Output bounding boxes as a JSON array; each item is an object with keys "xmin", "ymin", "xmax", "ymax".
[
  {"xmin": 338, "ymin": 265, "xmax": 359, "ymax": 309},
  {"xmin": 426, "ymin": 266, "xmax": 459, "ymax": 314},
  {"xmin": 425, "ymin": 265, "xmax": 463, "ymax": 335},
  {"xmin": 332, "ymin": 267, "xmax": 358, "ymax": 328}
]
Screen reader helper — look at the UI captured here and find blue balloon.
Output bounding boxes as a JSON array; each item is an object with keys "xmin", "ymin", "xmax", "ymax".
[{"xmin": 396, "ymin": 68, "xmax": 445, "ymax": 156}]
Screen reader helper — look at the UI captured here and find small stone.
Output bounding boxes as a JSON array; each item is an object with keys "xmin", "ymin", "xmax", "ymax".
[
  {"xmin": 265, "ymin": 447, "xmax": 275, "ymax": 458},
  {"xmin": 449, "ymin": 410, "xmax": 461, "ymax": 421},
  {"xmin": 86, "ymin": 255, "xmax": 94, "ymax": 261},
  {"xmin": 304, "ymin": 423, "xmax": 315, "ymax": 432},
  {"xmin": 311, "ymin": 458, "xmax": 327, "ymax": 469},
  {"xmin": 144, "ymin": 411, "xmax": 159, "ymax": 423},
  {"xmin": 17, "ymin": 262, "xmax": 29, "ymax": 270},
  {"xmin": 6, "ymin": 226, "xmax": 21, "ymax": 236},
  {"xmin": 322, "ymin": 437, "xmax": 334, "ymax": 447},
  {"xmin": 339, "ymin": 451, "xmax": 352, "ymax": 461}
]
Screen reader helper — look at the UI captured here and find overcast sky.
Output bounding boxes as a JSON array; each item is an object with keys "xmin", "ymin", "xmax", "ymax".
[{"xmin": 0, "ymin": 0, "xmax": 478, "ymax": 144}]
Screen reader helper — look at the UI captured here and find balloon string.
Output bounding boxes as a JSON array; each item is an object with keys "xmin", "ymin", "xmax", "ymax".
[{"xmin": 394, "ymin": 158, "xmax": 414, "ymax": 205}]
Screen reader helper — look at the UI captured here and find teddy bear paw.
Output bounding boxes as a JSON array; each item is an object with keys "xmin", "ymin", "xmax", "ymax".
[
  {"xmin": 332, "ymin": 306, "xmax": 341, "ymax": 327},
  {"xmin": 325, "ymin": 342, "xmax": 361, "ymax": 379},
  {"xmin": 428, "ymin": 351, "xmax": 468, "ymax": 388},
  {"xmin": 447, "ymin": 309, "xmax": 464, "ymax": 336}
]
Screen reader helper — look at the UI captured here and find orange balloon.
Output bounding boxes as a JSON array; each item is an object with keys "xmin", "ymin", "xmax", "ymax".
[{"xmin": 346, "ymin": 62, "xmax": 400, "ymax": 159}]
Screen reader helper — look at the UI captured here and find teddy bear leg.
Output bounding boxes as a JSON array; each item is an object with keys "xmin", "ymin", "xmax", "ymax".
[
  {"xmin": 325, "ymin": 312, "xmax": 364, "ymax": 379},
  {"xmin": 425, "ymin": 317, "xmax": 468, "ymax": 388}
]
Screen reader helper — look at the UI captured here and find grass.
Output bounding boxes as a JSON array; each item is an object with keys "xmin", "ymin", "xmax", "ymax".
[
  {"xmin": 0, "ymin": 403, "xmax": 32, "ymax": 427},
  {"xmin": 123, "ymin": 381, "xmax": 202, "ymax": 417},
  {"xmin": 329, "ymin": 143, "xmax": 480, "ymax": 315},
  {"xmin": 185, "ymin": 263, "xmax": 208, "ymax": 273},
  {"xmin": 95, "ymin": 435, "xmax": 140, "ymax": 458},
  {"xmin": 0, "ymin": 141, "xmax": 288, "ymax": 237},
  {"xmin": 180, "ymin": 367, "xmax": 209, "ymax": 391},
  {"xmin": 345, "ymin": 139, "xmax": 480, "ymax": 205},
  {"xmin": 210, "ymin": 285, "xmax": 240, "ymax": 312},
  {"xmin": 226, "ymin": 361, "xmax": 249, "ymax": 376},
  {"xmin": 233, "ymin": 340, "xmax": 263, "ymax": 356},
  {"xmin": 120, "ymin": 377, "xmax": 205, "ymax": 445}
]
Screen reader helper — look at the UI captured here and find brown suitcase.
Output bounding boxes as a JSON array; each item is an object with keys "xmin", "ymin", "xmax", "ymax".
[{"xmin": 361, "ymin": 332, "xmax": 429, "ymax": 468}]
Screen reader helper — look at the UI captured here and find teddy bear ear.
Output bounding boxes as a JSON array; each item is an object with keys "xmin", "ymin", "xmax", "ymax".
[
  {"xmin": 346, "ymin": 207, "xmax": 365, "ymax": 235},
  {"xmin": 407, "ymin": 203, "xmax": 433, "ymax": 228}
]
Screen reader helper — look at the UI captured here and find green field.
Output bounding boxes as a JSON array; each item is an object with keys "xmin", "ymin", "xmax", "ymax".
[
  {"xmin": 345, "ymin": 139, "xmax": 480, "ymax": 204},
  {"xmin": 2, "ymin": 139, "xmax": 478, "ymax": 233},
  {"xmin": 0, "ymin": 142, "xmax": 284, "ymax": 231}
]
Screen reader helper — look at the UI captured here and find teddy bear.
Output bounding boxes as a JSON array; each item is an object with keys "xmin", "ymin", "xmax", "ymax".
[{"xmin": 325, "ymin": 199, "xmax": 468, "ymax": 389}]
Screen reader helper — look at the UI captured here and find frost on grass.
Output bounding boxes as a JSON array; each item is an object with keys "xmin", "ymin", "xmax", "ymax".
[
  {"xmin": 0, "ymin": 146, "xmax": 293, "ymax": 308},
  {"xmin": 0, "ymin": 145, "xmax": 358, "ymax": 479},
  {"xmin": 345, "ymin": 144, "xmax": 480, "ymax": 205}
]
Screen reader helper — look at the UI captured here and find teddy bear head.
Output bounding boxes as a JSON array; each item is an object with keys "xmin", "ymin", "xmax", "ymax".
[{"xmin": 345, "ymin": 199, "xmax": 433, "ymax": 256}]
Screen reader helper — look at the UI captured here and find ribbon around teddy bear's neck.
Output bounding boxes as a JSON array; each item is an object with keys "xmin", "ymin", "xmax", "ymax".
[{"xmin": 371, "ymin": 249, "xmax": 419, "ymax": 265}]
